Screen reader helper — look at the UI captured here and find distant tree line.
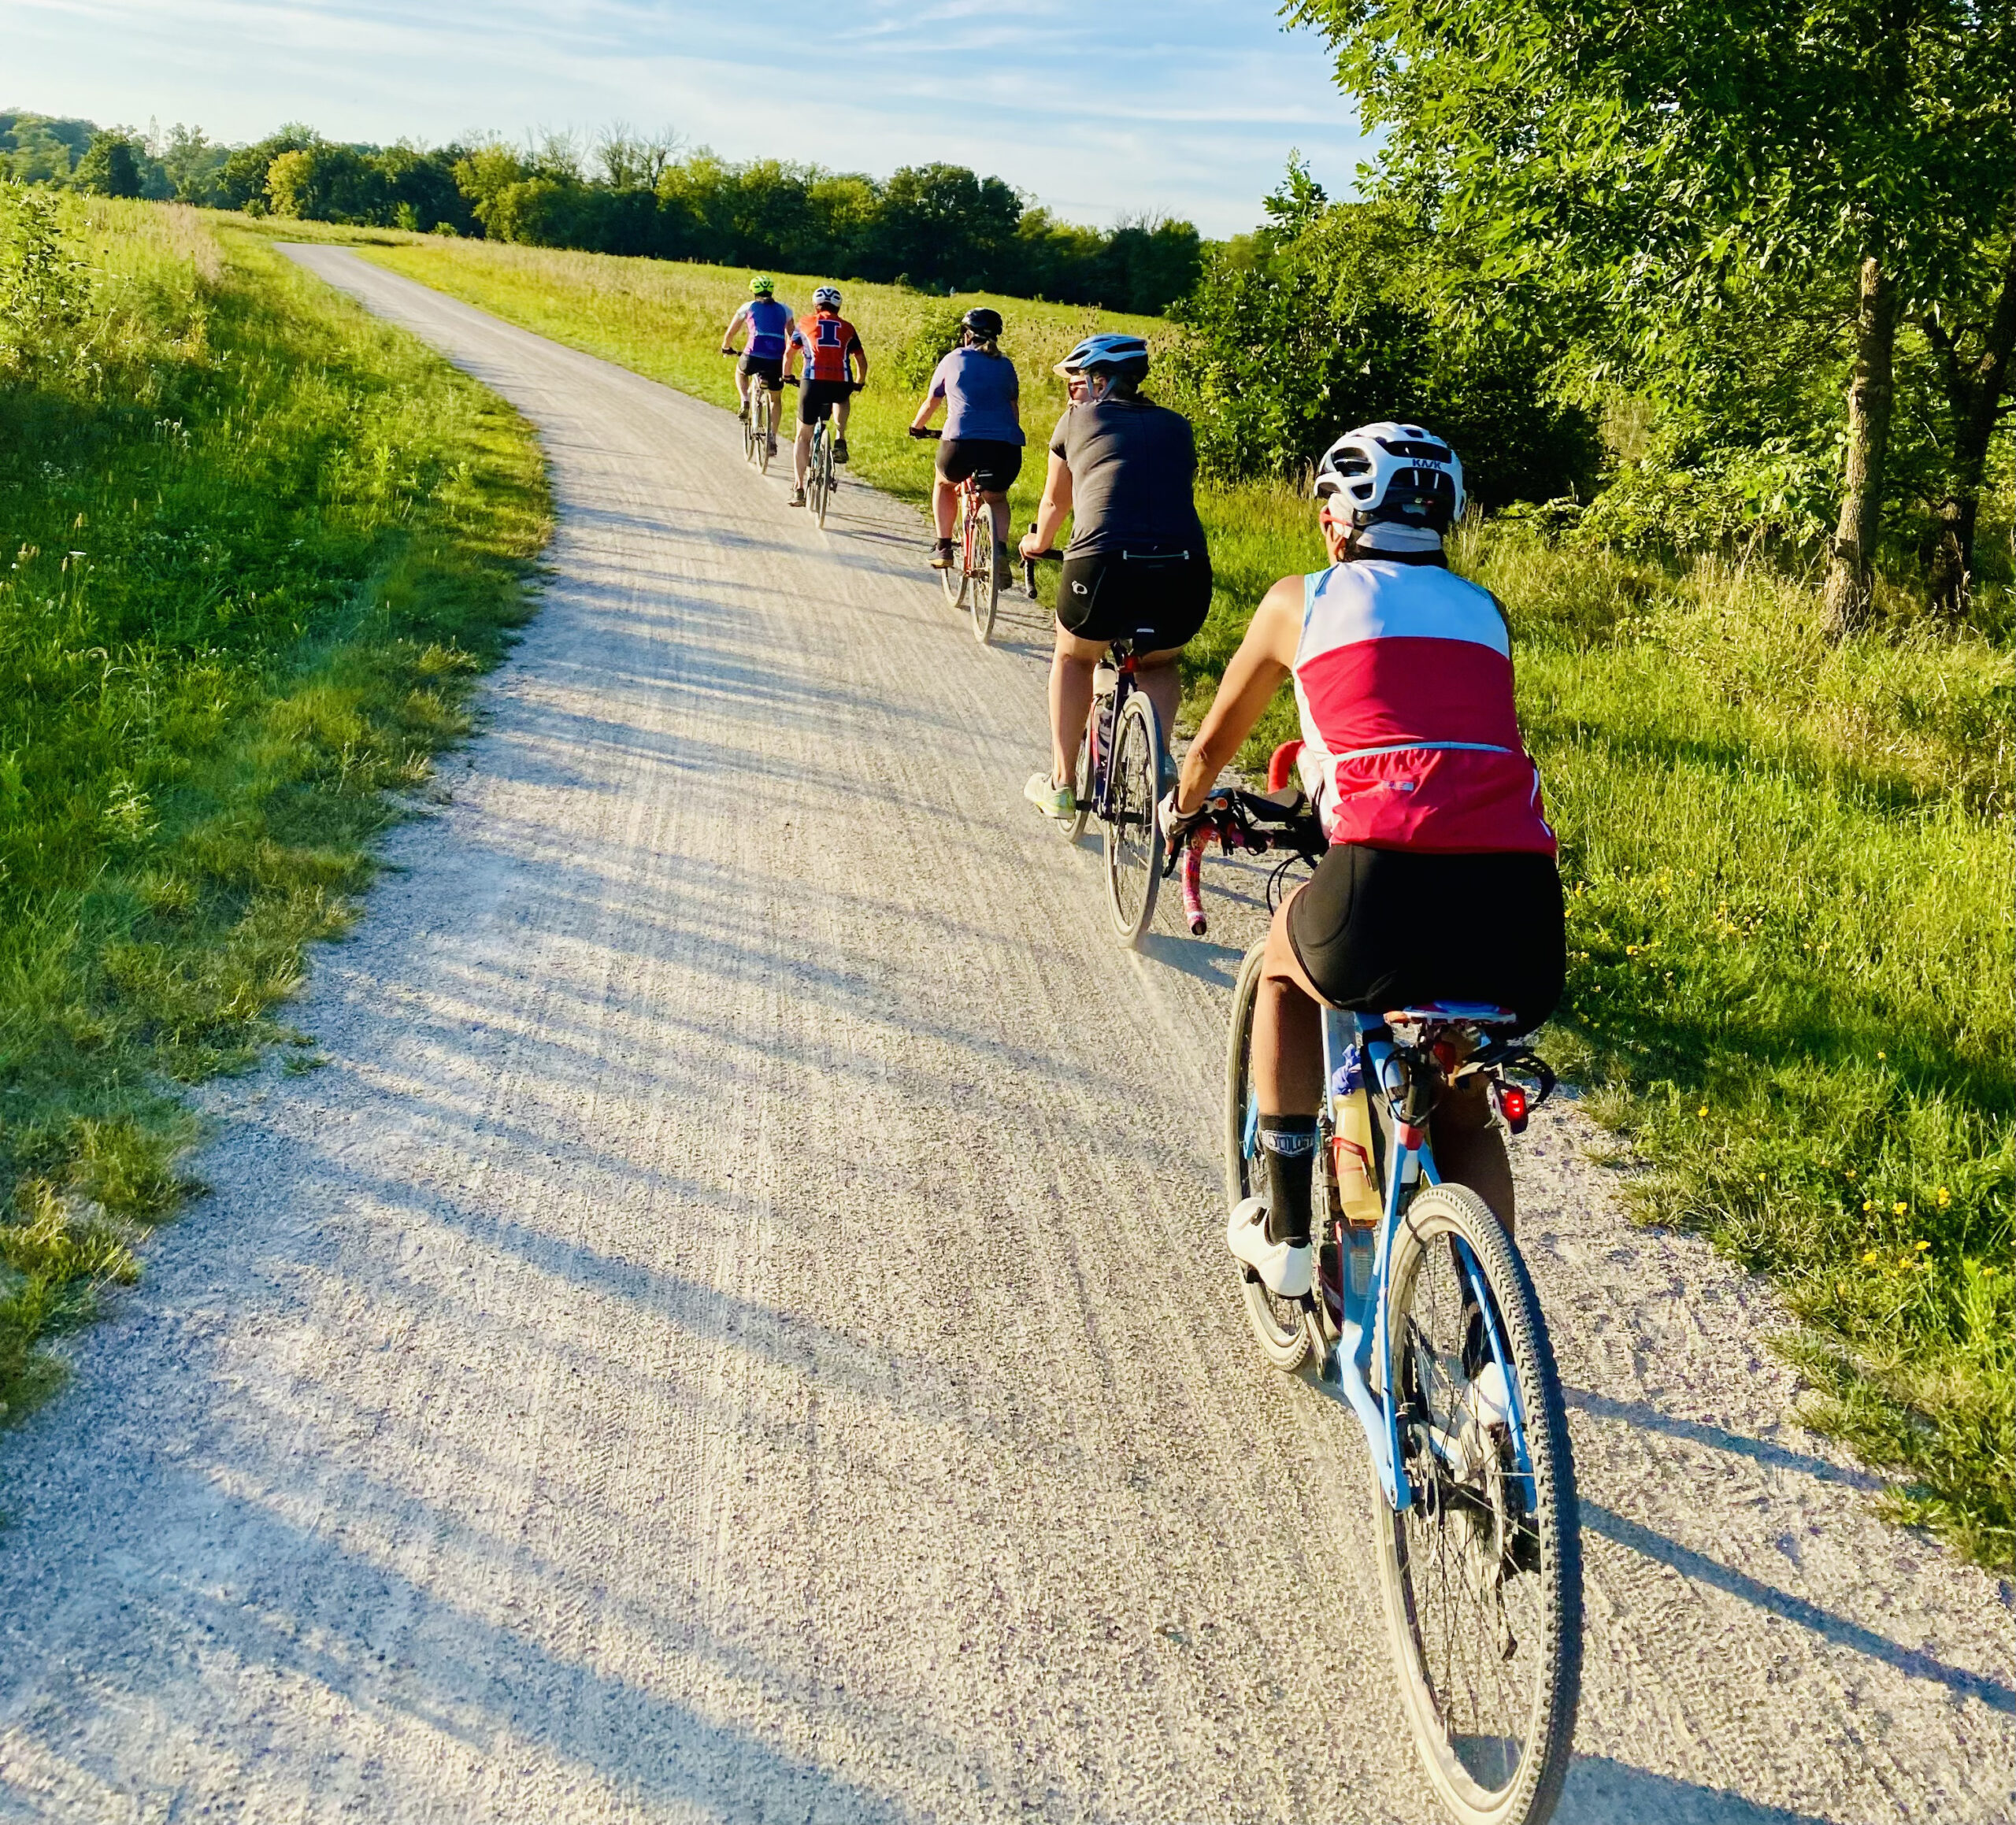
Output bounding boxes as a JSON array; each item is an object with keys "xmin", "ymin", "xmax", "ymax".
[{"xmin": 0, "ymin": 114, "xmax": 1203, "ymax": 315}]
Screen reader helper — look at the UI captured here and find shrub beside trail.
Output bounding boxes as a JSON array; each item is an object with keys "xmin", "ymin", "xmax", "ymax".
[{"xmin": 0, "ymin": 194, "xmax": 549, "ymax": 1419}]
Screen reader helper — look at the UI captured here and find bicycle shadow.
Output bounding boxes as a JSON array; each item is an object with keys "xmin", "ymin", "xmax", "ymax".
[
  {"xmin": 1556, "ymin": 1757, "xmax": 1836, "ymax": 1823},
  {"xmin": 1133, "ymin": 929, "xmax": 1242, "ymax": 992},
  {"xmin": 1581, "ymin": 1500, "xmax": 2016, "ymax": 1715}
]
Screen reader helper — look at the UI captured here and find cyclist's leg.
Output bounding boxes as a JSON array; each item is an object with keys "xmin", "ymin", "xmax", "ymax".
[
  {"xmin": 793, "ymin": 408, "xmax": 815, "ymax": 489},
  {"xmin": 734, "ymin": 363, "xmax": 750, "ymax": 409},
  {"xmin": 1129, "ymin": 647, "xmax": 1184, "ymax": 743},
  {"xmin": 1048, "ymin": 626, "xmax": 1103, "ymax": 785},
  {"xmin": 1243, "ymin": 890, "xmax": 1325, "ymax": 1247},
  {"xmin": 932, "ymin": 474, "xmax": 958, "ymax": 539},
  {"xmin": 1432, "ymin": 1075, "xmax": 1514, "ymax": 1231}
]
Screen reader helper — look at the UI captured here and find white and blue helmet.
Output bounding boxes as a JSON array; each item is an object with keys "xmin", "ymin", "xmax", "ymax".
[
  {"xmin": 813, "ymin": 284, "xmax": 843, "ymax": 308},
  {"xmin": 1314, "ymin": 423, "xmax": 1466, "ymax": 536},
  {"xmin": 1054, "ymin": 331, "xmax": 1150, "ymax": 383}
]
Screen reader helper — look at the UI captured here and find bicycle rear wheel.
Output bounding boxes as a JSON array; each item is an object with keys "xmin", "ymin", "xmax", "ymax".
[
  {"xmin": 1103, "ymin": 689, "xmax": 1163, "ymax": 946},
  {"xmin": 754, "ymin": 391, "xmax": 771, "ymax": 472},
  {"xmin": 813, "ymin": 435, "xmax": 832, "ymax": 526},
  {"xmin": 969, "ymin": 501, "xmax": 1000, "ymax": 644},
  {"xmin": 1377, "ymin": 1182, "xmax": 1581, "ymax": 1825},
  {"xmin": 1224, "ymin": 940, "xmax": 1313, "ymax": 1370}
]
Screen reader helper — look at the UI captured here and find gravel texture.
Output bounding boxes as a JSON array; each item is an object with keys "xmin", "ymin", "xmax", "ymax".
[{"xmin": 0, "ymin": 247, "xmax": 2008, "ymax": 1824}]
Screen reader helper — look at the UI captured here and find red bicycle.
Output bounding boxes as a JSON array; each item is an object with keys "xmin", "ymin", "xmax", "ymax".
[{"xmin": 910, "ymin": 427, "xmax": 1001, "ymax": 644}]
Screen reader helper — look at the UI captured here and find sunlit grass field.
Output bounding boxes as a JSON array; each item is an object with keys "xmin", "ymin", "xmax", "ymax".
[
  {"xmin": 0, "ymin": 197, "xmax": 549, "ymax": 1419},
  {"xmin": 136, "ymin": 222, "xmax": 2016, "ymax": 1567}
]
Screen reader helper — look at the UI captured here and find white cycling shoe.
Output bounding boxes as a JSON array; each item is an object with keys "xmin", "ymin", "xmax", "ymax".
[{"xmin": 1227, "ymin": 1196, "xmax": 1313, "ymax": 1298}]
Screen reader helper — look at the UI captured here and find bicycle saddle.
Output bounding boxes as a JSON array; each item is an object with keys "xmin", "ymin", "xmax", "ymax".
[{"xmin": 1385, "ymin": 1002, "xmax": 1521, "ymax": 1027}]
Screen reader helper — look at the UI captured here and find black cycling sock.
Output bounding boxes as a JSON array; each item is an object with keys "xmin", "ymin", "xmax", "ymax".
[{"xmin": 1258, "ymin": 1114, "xmax": 1317, "ymax": 1247}]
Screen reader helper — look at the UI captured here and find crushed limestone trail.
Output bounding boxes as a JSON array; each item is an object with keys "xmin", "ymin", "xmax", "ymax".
[{"xmin": 0, "ymin": 247, "xmax": 2007, "ymax": 1824}]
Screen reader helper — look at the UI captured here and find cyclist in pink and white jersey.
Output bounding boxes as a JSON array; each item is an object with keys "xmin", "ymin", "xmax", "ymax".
[{"xmin": 1165, "ymin": 424, "xmax": 1564, "ymax": 1299}]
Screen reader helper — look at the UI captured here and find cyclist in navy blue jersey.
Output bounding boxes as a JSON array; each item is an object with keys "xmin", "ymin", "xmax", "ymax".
[{"xmin": 910, "ymin": 306, "xmax": 1023, "ymax": 570}]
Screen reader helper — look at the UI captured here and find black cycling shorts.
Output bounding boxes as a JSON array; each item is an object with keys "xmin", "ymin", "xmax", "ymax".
[
  {"xmin": 1287, "ymin": 845, "xmax": 1565, "ymax": 1034},
  {"xmin": 797, "ymin": 378, "xmax": 857, "ymax": 423},
  {"xmin": 937, "ymin": 438, "xmax": 1023, "ymax": 492},
  {"xmin": 1056, "ymin": 546, "xmax": 1212, "ymax": 650},
  {"xmin": 738, "ymin": 352, "xmax": 784, "ymax": 387}
]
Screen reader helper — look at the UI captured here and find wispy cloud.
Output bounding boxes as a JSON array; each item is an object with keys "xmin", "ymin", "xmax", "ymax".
[{"xmin": 4, "ymin": 0, "xmax": 1371, "ymax": 232}]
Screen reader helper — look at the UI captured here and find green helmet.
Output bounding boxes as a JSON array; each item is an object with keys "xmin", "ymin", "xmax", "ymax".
[{"xmin": 749, "ymin": 275, "xmax": 775, "ymax": 297}]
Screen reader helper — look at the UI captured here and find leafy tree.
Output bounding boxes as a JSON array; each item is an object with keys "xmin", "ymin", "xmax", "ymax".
[
  {"xmin": 72, "ymin": 131, "xmax": 143, "ymax": 198},
  {"xmin": 868, "ymin": 164, "xmax": 1021, "ymax": 291},
  {"xmin": 370, "ymin": 143, "xmax": 475, "ymax": 235},
  {"xmin": 1171, "ymin": 164, "xmax": 1598, "ymax": 504},
  {"xmin": 158, "ymin": 124, "xmax": 230, "ymax": 205},
  {"xmin": 1289, "ymin": 0, "xmax": 2016, "ymax": 631},
  {"xmin": 215, "ymin": 126, "xmax": 317, "ymax": 213},
  {"xmin": 265, "ymin": 143, "xmax": 386, "ymax": 224},
  {"xmin": 3, "ymin": 115, "xmax": 83, "ymax": 186}
]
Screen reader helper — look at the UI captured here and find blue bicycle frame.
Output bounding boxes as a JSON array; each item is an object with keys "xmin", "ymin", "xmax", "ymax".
[{"xmin": 1274, "ymin": 1006, "xmax": 1540, "ymax": 1516}]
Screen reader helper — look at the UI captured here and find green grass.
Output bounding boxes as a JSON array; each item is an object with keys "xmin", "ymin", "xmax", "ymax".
[
  {"xmin": 0, "ymin": 194, "xmax": 550, "ymax": 1420},
  {"xmin": 264, "ymin": 227, "xmax": 2014, "ymax": 1571}
]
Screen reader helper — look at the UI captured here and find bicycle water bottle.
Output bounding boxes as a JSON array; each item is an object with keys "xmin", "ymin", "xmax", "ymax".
[
  {"xmin": 1330, "ymin": 1036, "xmax": 1381, "ymax": 1230},
  {"xmin": 1093, "ymin": 660, "xmax": 1119, "ymax": 699}
]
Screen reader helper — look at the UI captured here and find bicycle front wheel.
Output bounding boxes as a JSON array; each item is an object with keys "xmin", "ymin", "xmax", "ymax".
[
  {"xmin": 1103, "ymin": 689, "xmax": 1163, "ymax": 946},
  {"xmin": 942, "ymin": 509, "xmax": 969, "ymax": 607},
  {"xmin": 813, "ymin": 439, "xmax": 832, "ymax": 527},
  {"xmin": 1225, "ymin": 940, "xmax": 1313, "ymax": 1370},
  {"xmin": 754, "ymin": 393, "xmax": 771, "ymax": 472},
  {"xmin": 1066, "ymin": 713, "xmax": 1094, "ymax": 842},
  {"xmin": 1377, "ymin": 1182, "xmax": 1582, "ymax": 1825},
  {"xmin": 969, "ymin": 502, "xmax": 1000, "ymax": 644}
]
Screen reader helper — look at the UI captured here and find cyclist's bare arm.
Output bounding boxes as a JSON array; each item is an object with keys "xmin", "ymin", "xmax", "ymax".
[
  {"xmin": 718, "ymin": 304, "xmax": 747, "ymax": 353},
  {"xmin": 850, "ymin": 344, "xmax": 869, "ymax": 384},
  {"xmin": 1174, "ymin": 577, "xmax": 1299, "ymax": 813},
  {"xmin": 1022, "ymin": 450, "xmax": 1073, "ymax": 557}
]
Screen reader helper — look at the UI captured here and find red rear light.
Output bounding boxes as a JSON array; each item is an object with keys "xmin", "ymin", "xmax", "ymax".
[{"xmin": 1498, "ymin": 1083, "xmax": 1529, "ymax": 1131}]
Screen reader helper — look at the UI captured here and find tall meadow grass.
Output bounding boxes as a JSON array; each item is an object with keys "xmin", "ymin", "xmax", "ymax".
[{"xmin": 0, "ymin": 194, "xmax": 549, "ymax": 1417}]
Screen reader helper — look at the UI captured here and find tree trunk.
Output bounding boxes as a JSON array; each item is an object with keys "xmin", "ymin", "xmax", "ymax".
[
  {"xmin": 1823, "ymin": 256, "xmax": 1899, "ymax": 641},
  {"xmin": 1925, "ymin": 238, "xmax": 2016, "ymax": 616}
]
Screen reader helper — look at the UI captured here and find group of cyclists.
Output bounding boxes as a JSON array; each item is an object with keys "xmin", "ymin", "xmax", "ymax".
[
  {"xmin": 721, "ymin": 276, "xmax": 867, "ymax": 506},
  {"xmin": 722, "ymin": 278, "xmax": 1566, "ymax": 1301}
]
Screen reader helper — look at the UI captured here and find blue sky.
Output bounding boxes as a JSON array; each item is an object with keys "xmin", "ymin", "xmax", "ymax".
[{"xmin": 2, "ymin": 0, "xmax": 1370, "ymax": 235}]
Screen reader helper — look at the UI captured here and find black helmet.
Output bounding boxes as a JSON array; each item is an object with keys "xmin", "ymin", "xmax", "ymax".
[{"xmin": 962, "ymin": 306, "xmax": 1004, "ymax": 341}]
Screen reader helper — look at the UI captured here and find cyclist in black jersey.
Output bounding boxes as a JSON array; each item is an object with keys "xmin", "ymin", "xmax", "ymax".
[{"xmin": 1017, "ymin": 333, "xmax": 1210, "ymax": 820}]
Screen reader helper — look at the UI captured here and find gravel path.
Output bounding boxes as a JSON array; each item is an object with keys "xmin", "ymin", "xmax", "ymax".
[{"xmin": 0, "ymin": 246, "xmax": 2007, "ymax": 1825}]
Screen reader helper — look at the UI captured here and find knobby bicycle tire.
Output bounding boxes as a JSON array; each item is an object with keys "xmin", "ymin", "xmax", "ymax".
[
  {"xmin": 1376, "ymin": 1182, "xmax": 1582, "ymax": 1825},
  {"xmin": 943, "ymin": 503, "xmax": 970, "ymax": 608},
  {"xmin": 1103, "ymin": 690, "xmax": 1163, "ymax": 946},
  {"xmin": 971, "ymin": 500, "xmax": 1000, "ymax": 644},
  {"xmin": 1067, "ymin": 713, "xmax": 1095, "ymax": 842},
  {"xmin": 1225, "ymin": 940, "xmax": 1314, "ymax": 1370}
]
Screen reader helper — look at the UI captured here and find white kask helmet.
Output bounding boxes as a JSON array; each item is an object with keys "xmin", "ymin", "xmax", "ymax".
[
  {"xmin": 1314, "ymin": 423, "xmax": 1466, "ymax": 540},
  {"xmin": 813, "ymin": 285, "xmax": 843, "ymax": 308}
]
